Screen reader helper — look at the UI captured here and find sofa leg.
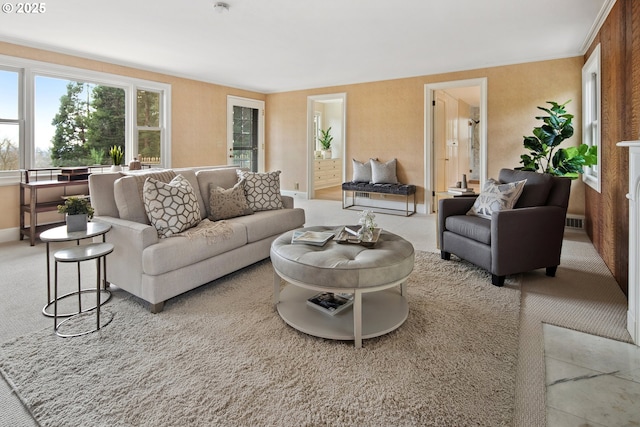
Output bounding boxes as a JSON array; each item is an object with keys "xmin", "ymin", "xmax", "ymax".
[
  {"xmin": 441, "ymin": 251, "xmax": 451, "ymax": 261},
  {"xmin": 546, "ymin": 266, "xmax": 558, "ymax": 277},
  {"xmin": 492, "ymin": 275, "xmax": 505, "ymax": 287},
  {"xmin": 149, "ymin": 301, "xmax": 165, "ymax": 314}
]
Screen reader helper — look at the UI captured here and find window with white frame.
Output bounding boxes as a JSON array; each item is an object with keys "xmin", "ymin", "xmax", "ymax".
[
  {"xmin": 0, "ymin": 67, "xmax": 21, "ymax": 171},
  {"xmin": 0, "ymin": 55, "xmax": 171, "ymax": 178},
  {"xmin": 582, "ymin": 44, "xmax": 601, "ymax": 192}
]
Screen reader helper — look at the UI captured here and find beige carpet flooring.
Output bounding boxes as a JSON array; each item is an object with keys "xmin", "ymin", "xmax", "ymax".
[{"xmin": 0, "ymin": 251, "xmax": 521, "ymax": 427}]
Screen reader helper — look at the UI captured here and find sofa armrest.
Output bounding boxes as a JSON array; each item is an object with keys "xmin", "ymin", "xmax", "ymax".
[
  {"xmin": 282, "ymin": 195, "xmax": 295, "ymax": 209},
  {"xmin": 491, "ymin": 206, "xmax": 567, "ymax": 275},
  {"xmin": 92, "ymin": 216, "xmax": 158, "ymax": 295}
]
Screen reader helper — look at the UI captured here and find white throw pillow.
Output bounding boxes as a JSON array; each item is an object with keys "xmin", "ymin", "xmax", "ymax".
[
  {"xmin": 143, "ymin": 174, "xmax": 201, "ymax": 238},
  {"xmin": 370, "ymin": 158, "xmax": 398, "ymax": 184},
  {"xmin": 237, "ymin": 170, "xmax": 284, "ymax": 212},
  {"xmin": 467, "ymin": 178, "xmax": 527, "ymax": 219}
]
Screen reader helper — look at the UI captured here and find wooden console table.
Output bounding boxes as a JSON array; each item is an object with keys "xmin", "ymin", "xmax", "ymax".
[{"xmin": 20, "ymin": 169, "xmax": 89, "ymax": 246}]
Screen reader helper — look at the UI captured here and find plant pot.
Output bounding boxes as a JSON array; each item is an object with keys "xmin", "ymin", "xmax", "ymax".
[
  {"xmin": 110, "ymin": 165, "xmax": 122, "ymax": 172},
  {"xmin": 322, "ymin": 150, "xmax": 332, "ymax": 160},
  {"xmin": 66, "ymin": 214, "xmax": 88, "ymax": 232}
]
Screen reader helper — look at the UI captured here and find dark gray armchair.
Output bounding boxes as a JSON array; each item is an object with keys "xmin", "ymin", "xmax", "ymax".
[{"xmin": 438, "ymin": 169, "xmax": 571, "ymax": 286}]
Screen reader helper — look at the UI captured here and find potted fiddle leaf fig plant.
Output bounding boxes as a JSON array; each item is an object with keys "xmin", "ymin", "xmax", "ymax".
[
  {"xmin": 318, "ymin": 127, "xmax": 333, "ymax": 159},
  {"xmin": 519, "ymin": 100, "xmax": 597, "ymax": 179},
  {"xmin": 57, "ymin": 196, "xmax": 94, "ymax": 232},
  {"xmin": 109, "ymin": 145, "xmax": 124, "ymax": 172}
]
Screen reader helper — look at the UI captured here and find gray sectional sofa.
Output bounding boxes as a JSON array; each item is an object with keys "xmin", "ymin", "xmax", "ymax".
[{"xmin": 88, "ymin": 166, "xmax": 305, "ymax": 312}]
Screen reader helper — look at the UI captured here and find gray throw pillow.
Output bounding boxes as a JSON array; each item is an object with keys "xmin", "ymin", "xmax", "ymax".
[
  {"xmin": 370, "ymin": 158, "xmax": 398, "ymax": 184},
  {"xmin": 143, "ymin": 174, "xmax": 201, "ymax": 238},
  {"xmin": 352, "ymin": 159, "xmax": 373, "ymax": 183},
  {"xmin": 208, "ymin": 179, "xmax": 254, "ymax": 221},
  {"xmin": 467, "ymin": 178, "xmax": 527, "ymax": 219}
]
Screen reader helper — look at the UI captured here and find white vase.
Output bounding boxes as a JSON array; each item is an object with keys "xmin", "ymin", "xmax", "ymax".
[
  {"xmin": 322, "ymin": 150, "xmax": 332, "ymax": 160},
  {"xmin": 66, "ymin": 214, "xmax": 88, "ymax": 232},
  {"xmin": 110, "ymin": 165, "xmax": 122, "ymax": 172}
]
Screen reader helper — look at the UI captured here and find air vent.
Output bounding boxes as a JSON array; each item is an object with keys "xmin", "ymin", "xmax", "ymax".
[
  {"xmin": 565, "ymin": 215, "xmax": 584, "ymax": 229},
  {"xmin": 354, "ymin": 192, "xmax": 370, "ymax": 198}
]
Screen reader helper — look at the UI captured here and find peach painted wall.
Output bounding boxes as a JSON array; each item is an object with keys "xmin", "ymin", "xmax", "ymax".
[
  {"xmin": 0, "ymin": 42, "xmax": 265, "ymax": 232},
  {"xmin": 266, "ymin": 56, "xmax": 585, "ymax": 214},
  {"xmin": 0, "ymin": 41, "xmax": 585, "ymax": 237}
]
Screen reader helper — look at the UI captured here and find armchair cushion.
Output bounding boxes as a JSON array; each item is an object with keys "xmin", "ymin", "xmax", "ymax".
[
  {"xmin": 445, "ymin": 215, "xmax": 491, "ymax": 245},
  {"xmin": 499, "ymin": 169, "xmax": 554, "ymax": 208},
  {"xmin": 467, "ymin": 178, "xmax": 526, "ymax": 219}
]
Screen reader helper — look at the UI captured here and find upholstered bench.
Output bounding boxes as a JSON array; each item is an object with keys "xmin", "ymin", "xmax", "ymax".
[{"xmin": 342, "ymin": 182, "xmax": 417, "ymax": 216}]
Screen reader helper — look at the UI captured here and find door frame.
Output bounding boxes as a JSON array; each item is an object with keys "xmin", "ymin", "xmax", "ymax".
[
  {"xmin": 306, "ymin": 93, "xmax": 347, "ymax": 199},
  {"xmin": 227, "ymin": 95, "xmax": 265, "ymax": 172},
  {"xmin": 424, "ymin": 78, "xmax": 488, "ymax": 213}
]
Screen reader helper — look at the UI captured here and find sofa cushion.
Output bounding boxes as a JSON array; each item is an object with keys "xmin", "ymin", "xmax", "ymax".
[
  {"xmin": 229, "ymin": 208, "xmax": 306, "ymax": 243},
  {"xmin": 498, "ymin": 169, "xmax": 554, "ymax": 208},
  {"xmin": 142, "ymin": 222, "xmax": 248, "ymax": 275},
  {"xmin": 114, "ymin": 170, "xmax": 176, "ymax": 224},
  {"xmin": 370, "ymin": 158, "xmax": 398, "ymax": 184},
  {"xmin": 237, "ymin": 170, "xmax": 284, "ymax": 212},
  {"xmin": 467, "ymin": 178, "xmax": 526, "ymax": 219},
  {"xmin": 196, "ymin": 168, "xmax": 243, "ymax": 218},
  {"xmin": 208, "ymin": 179, "xmax": 253, "ymax": 221},
  {"xmin": 143, "ymin": 174, "xmax": 201, "ymax": 238},
  {"xmin": 445, "ymin": 215, "xmax": 491, "ymax": 245}
]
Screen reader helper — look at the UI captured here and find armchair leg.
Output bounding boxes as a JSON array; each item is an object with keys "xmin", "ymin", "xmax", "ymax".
[
  {"xmin": 492, "ymin": 275, "xmax": 505, "ymax": 287},
  {"xmin": 546, "ymin": 266, "xmax": 558, "ymax": 277},
  {"xmin": 441, "ymin": 251, "xmax": 451, "ymax": 261}
]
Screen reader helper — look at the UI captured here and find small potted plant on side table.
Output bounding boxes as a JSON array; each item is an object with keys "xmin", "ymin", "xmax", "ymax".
[{"xmin": 57, "ymin": 196, "xmax": 95, "ymax": 232}]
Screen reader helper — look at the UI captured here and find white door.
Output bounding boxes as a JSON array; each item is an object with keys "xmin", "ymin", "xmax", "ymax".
[{"xmin": 227, "ymin": 96, "xmax": 265, "ymax": 172}]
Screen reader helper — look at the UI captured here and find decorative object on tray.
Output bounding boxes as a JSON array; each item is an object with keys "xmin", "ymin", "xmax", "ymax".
[
  {"xmin": 57, "ymin": 196, "xmax": 94, "ymax": 232},
  {"xmin": 291, "ymin": 230, "xmax": 335, "ymax": 247},
  {"xmin": 358, "ymin": 210, "xmax": 377, "ymax": 242},
  {"xmin": 334, "ymin": 225, "xmax": 382, "ymax": 248},
  {"xmin": 306, "ymin": 292, "xmax": 354, "ymax": 315}
]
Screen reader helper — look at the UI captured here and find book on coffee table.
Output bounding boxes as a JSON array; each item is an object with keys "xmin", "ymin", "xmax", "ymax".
[
  {"xmin": 291, "ymin": 230, "xmax": 334, "ymax": 247},
  {"xmin": 306, "ymin": 292, "xmax": 354, "ymax": 315}
]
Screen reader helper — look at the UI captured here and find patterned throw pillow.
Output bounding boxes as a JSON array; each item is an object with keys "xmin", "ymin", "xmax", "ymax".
[
  {"xmin": 370, "ymin": 158, "xmax": 398, "ymax": 184},
  {"xmin": 208, "ymin": 179, "xmax": 254, "ymax": 221},
  {"xmin": 467, "ymin": 178, "xmax": 527, "ymax": 219},
  {"xmin": 237, "ymin": 170, "xmax": 284, "ymax": 212},
  {"xmin": 143, "ymin": 174, "xmax": 201, "ymax": 238}
]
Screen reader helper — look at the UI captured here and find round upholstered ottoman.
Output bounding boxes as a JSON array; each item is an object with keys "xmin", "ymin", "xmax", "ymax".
[{"xmin": 270, "ymin": 226, "xmax": 414, "ymax": 348}]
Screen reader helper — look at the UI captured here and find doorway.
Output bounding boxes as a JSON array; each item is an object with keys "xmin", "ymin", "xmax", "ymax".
[
  {"xmin": 227, "ymin": 96, "xmax": 265, "ymax": 172},
  {"xmin": 306, "ymin": 93, "xmax": 346, "ymax": 200},
  {"xmin": 425, "ymin": 79, "xmax": 487, "ymax": 213}
]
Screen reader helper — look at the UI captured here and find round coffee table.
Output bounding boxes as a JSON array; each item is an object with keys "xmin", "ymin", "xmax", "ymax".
[{"xmin": 270, "ymin": 226, "xmax": 415, "ymax": 348}]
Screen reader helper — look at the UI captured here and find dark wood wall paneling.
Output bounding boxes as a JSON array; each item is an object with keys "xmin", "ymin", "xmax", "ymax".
[{"xmin": 585, "ymin": 0, "xmax": 640, "ymax": 295}]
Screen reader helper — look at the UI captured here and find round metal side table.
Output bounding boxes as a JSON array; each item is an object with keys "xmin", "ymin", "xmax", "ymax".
[
  {"xmin": 40, "ymin": 222, "xmax": 112, "ymax": 318},
  {"xmin": 53, "ymin": 242, "xmax": 115, "ymax": 337}
]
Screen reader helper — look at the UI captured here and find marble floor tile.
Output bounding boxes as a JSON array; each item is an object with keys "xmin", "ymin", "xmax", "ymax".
[
  {"xmin": 544, "ymin": 324, "xmax": 640, "ymax": 377},
  {"xmin": 545, "ymin": 324, "xmax": 640, "ymax": 427},
  {"xmin": 547, "ymin": 407, "xmax": 607, "ymax": 427}
]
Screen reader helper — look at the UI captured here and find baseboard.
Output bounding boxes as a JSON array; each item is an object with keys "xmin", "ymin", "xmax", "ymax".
[
  {"xmin": 0, "ymin": 227, "xmax": 20, "ymax": 244},
  {"xmin": 281, "ymin": 190, "xmax": 308, "ymax": 199}
]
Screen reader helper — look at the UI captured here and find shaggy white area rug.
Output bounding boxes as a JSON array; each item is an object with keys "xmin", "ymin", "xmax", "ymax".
[{"xmin": 0, "ymin": 251, "xmax": 520, "ymax": 426}]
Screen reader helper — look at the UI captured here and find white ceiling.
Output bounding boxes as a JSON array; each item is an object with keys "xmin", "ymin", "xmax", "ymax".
[{"xmin": 0, "ymin": 0, "xmax": 612, "ymax": 93}]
